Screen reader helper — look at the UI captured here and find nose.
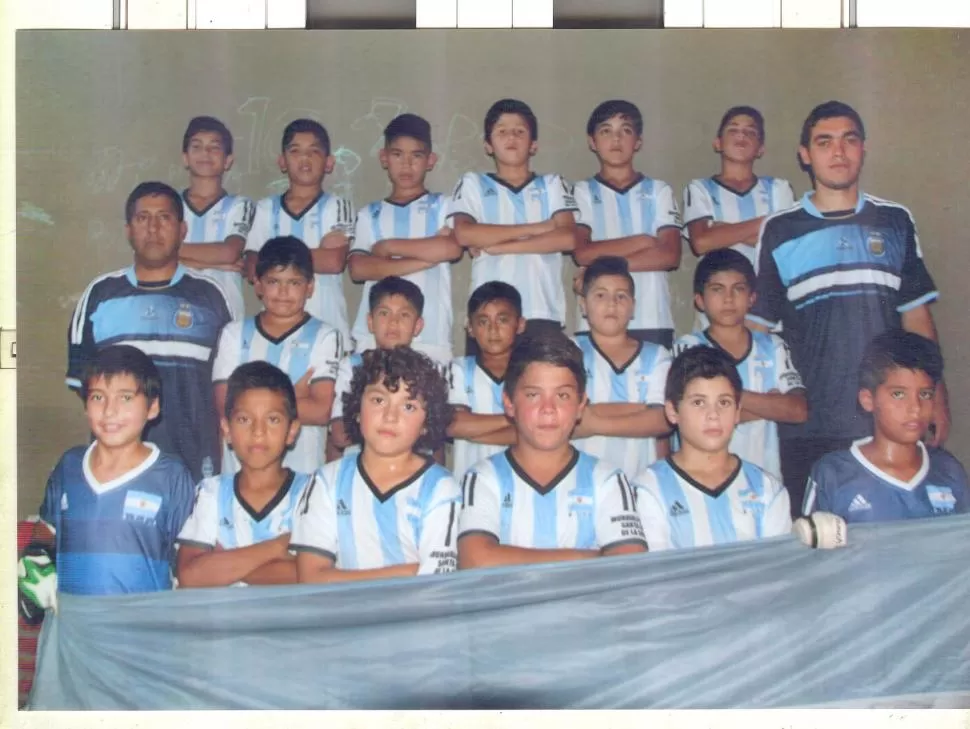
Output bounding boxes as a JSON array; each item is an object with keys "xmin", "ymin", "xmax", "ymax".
[
  {"xmin": 103, "ymin": 396, "xmax": 119, "ymax": 417},
  {"xmin": 383, "ymin": 404, "xmax": 400, "ymax": 423}
]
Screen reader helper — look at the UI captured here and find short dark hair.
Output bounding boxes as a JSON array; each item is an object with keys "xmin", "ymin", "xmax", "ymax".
[
  {"xmin": 799, "ymin": 100, "xmax": 866, "ymax": 149},
  {"xmin": 717, "ymin": 106, "xmax": 765, "ymax": 143},
  {"xmin": 484, "ymin": 99, "xmax": 538, "ymax": 143},
  {"xmin": 343, "ymin": 347, "xmax": 453, "ymax": 453},
  {"xmin": 467, "ymin": 281, "xmax": 522, "ymax": 320},
  {"xmin": 125, "ymin": 181, "xmax": 184, "ymax": 224},
  {"xmin": 81, "ymin": 345, "xmax": 162, "ymax": 405},
  {"xmin": 586, "ymin": 100, "xmax": 644, "ymax": 137},
  {"xmin": 665, "ymin": 346, "xmax": 743, "ymax": 406},
  {"xmin": 182, "ymin": 116, "xmax": 233, "ymax": 155},
  {"xmin": 504, "ymin": 333, "xmax": 586, "ymax": 398},
  {"xmin": 384, "ymin": 113, "xmax": 432, "ymax": 150},
  {"xmin": 693, "ymin": 249, "xmax": 756, "ymax": 295},
  {"xmin": 582, "ymin": 256, "xmax": 635, "ymax": 297},
  {"xmin": 224, "ymin": 361, "xmax": 298, "ymax": 422},
  {"xmin": 368, "ymin": 276, "xmax": 425, "ymax": 316},
  {"xmin": 255, "ymin": 235, "xmax": 313, "ymax": 281},
  {"xmin": 282, "ymin": 118, "xmax": 331, "ymax": 155},
  {"xmin": 858, "ymin": 329, "xmax": 944, "ymax": 392}
]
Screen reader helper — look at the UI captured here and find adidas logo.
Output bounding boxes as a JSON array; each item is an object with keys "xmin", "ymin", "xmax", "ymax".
[
  {"xmin": 502, "ymin": 493, "xmax": 512, "ymax": 508},
  {"xmin": 483, "ymin": 188, "xmax": 498, "ymax": 197},
  {"xmin": 669, "ymin": 500, "xmax": 688, "ymax": 517},
  {"xmin": 337, "ymin": 499, "xmax": 351, "ymax": 516},
  {"xmin": 592, "ymin": 195, "xmax": 602, "ymax": 204},
  {"xmin": 848, "ymin": 494, "xmax": 871, "ymax": 512},
  {"xmin": 219, "ymin": 517, "xmax": 233, "ymax": 529}
]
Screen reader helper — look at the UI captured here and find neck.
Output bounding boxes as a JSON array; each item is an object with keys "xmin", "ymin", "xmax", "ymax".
[
  {"xmin": 672, "ymin": 442, "xmax": 734, "ymax": 474},
  {"xmin": 259, "ymin": 310, "xmax": 305, "ymax": 332},
  {"xmin": 91, "ymin": 441, "xmax": 150, "ymax": 471},
  {"xmin": 389, "ymin": 185, "xmax": 427, "ymax": 204},
  {"xmin": 187, "ymin": 177, "xmax": 224, "ymax": 199},
  {"xmin": 286, "ymin": 183, "xmax": 322, "ymax": 202},
  {"xmin": 718, "ymin": 159, "xmax": 756, "ymax": 185},
  {"xmin": 590, "ymin": 329, "xmax": 635, "ymax": 351},
  {"xmin": 862, "ymin": 434, "xmax": 923, "ymax": 468},
  {"xmin": 479, "ymin": 350, "xmax": 510, "ymax": 376},
  {"xmin": 360, "ymin": 447, "xmax": 421, "ymax": 489},
  {"xmin": 810, "ymin": 184, "xmax": 860, "ymax": 213},
  {"xmin": 239, "ymin": 464, "xmax": 289, "ymax": 491},
  {"xmin": 135, "ymin": 261, "xmax": 179, "ymax": 283},
  {"xmin": 707, "ymin": 322, "xmax": 749, "ymax": 345},
  {"xmin": 511, "ymin": 441, "xmax": 573, "ymax": 475},
  {"xmin": 598, "ymin": 164, "xmax": 638, "ymax": 188},
  {"xmin": 494, "ymin": 162, "xmax": 531, "ymax": 185}
]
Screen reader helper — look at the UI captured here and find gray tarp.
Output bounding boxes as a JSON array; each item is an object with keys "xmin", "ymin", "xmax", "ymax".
[{"xmin": 29, "ymin": 514, "xmax": 970, "ymax": 709}]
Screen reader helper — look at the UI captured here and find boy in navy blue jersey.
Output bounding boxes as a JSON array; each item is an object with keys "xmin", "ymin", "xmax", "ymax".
[
  {"xmin": 804, "ymin": 330, "xmax": 967, "ymax": 522},
  {"xmin": 19, "ymin": 346, "xmax": 195, "ymax": 620}
]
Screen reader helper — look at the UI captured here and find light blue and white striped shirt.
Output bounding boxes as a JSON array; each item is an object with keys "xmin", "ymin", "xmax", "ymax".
[{"xmin": 448, "ymin": 356, "xmax": 508, "ymax": 481}]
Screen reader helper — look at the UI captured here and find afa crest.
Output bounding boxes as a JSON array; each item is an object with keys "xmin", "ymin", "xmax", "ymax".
[
  {"xmin": 174, "ymin": 302, "xmax": 194, "ymax": 329},
  {"xmin": 867, "ymin": 231, "xmax": 885, "ymax": 257}
]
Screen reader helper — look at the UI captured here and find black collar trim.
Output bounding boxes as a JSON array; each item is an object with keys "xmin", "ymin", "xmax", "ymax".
[
  {"xmin": 711, "ymin": 175, "xmax": 759, "ymax": 197},
  {"xmin": 506, "ymin": 448, "xmax": 580, "ymax": 496},
  {"xmin": 475, "ymin": 357, "xmax": 506, "ymax": 385},
  {"xmin": 234, "ymin": 469, "xmax": 295, "ymax": 522},
  {"xmin": 666, "ymin": 455, "xmax": 741, "ymax": 499},
  {"xmin": 593, "ymin": 172, "xmax": 645, "ymax": 195},
  {"xmin": 256, "ymin": 312, "xmax": 312, "ymax": 346},
  {"xmin": 384, "ymin": 191, "xmax": 429, "ymax": 208},
  {"xmin": 487, "ymin": 172, "xmax": 537, "ymax": 194},
  {"xmin": 588, "ymin": 334, "xmax": 643, "ymax": 375},
  {"xmin": 182, "ymin": 188, "xmax": 228, "ymax": 217},
  {"xmin": 281, "ymin": 192, "xmax": 324, "ymax": 221},
  {"xmin": 702, "ymin": 328, "xmax": 752, "ymax": 366},
  {"xmin": 358, "ymin": 456, "xmax": 434, "ymax": 504}
]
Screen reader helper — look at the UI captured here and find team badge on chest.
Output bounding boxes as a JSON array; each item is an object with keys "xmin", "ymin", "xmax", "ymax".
[
  {"xmin": 174, "ymin": 302, "xmax": 194, "ymax": 329},
  {"xmin": 867, "ymin": 230, "xmax": 886, "ymax": 257}
]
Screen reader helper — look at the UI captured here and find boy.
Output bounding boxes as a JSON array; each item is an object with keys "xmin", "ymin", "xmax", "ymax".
[
  {"xmin": 447, "ymin": 281, "xmax": 526, "ymax": 480},
  {"xmin": 244, "ymin": 118, "xmax": 354, "ymax": 343},
  {"xmin": 632, "ymin": 347, "xmax": 792, "ymax": 552},
  {"xmin": 177, "ymin": 362, "xmax": 316, "ymax": 587},
  {"xmin": 292, "ymin": 347, "xmax": 461, "ymax": 581},
  {"xmin": 449, "ymin": 98, "xmax": 580, "ymax": 352},
  {"xmin": 348, "ymin": 114, "xmax": 462, "ymax": 366},
  {"xmin": 457, "ymin": 333, "xmax": 648, "ymax": 569},
  {"xmin": 573, "ymin": 100, "xmax": 682, "ymax": 349},
  {"xmin": 177, "ymin": 116, "xmax": 255, "ymax": 321},
  {"xmin": 803, "ymin": 330, "xmax": 967, "ymax": 523},
  {"xmin": 213, "ymin": 236, "xmax": 342, "ymax": 474},
  {"xmin": 674, "ymin": 249, "xmax": 806, "ymax": 481},
  {"xmin": 572, "ymin": 256, "xmax": 672, "ymax": 480},
  {"xmin": 327, "ymin": 276, "xmax": 427, "ymax": 460},
  {"xmin": 19, "ymin": 345, "xmax": 195, "ymax": 618}
]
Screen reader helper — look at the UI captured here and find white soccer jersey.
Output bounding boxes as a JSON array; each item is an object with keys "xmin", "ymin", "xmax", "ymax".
[
  {"xmin": 330, "ymin": 352, "xmax": 362, "ymax": 457},
  {"xmin": 246, "ymin": 193, "xmax": 355, "ymax": 342},
  {"xmin": 633, "ymin": 457, "xmax": 791, "ymax": 552},
  {"xmin": 458, "ymin": 449, "xmax": 646, "ymax": 551},
  {"xmin": 349, "ymin": 193, "xmax": 453, "ymax": 360},
  {"xmin": 290, "ymin": 454, "xmax": 461, "ymax": 574},
  {"xmin": 449, "ymin": 171, "xmax": 578, "ymax": 323},
  {"xmin": 673, "ymin": 330, "xmax": 802, "ymax": 480},
  {"xmin": 177, "ymin": 470, "xmax": 315, "ymax": 551},
  {"xmin": 682, "ymin": 176, "xmax": 795, "ymax": 266},
  {"xmin": 571, "ymin": 335, "xmax": 671, "ymax": 479},
  {"xmin": 449, "ymin": 356, "xmax": 508, "ymax": 480},
  {"xmin": 181, "ymin": 191, "xmax": 254, "ymax": 321},
  {"xmin": 574, "ymin": 175, "xmax": 681, "ymax": 331},
  {"xmin": 213, "ymin": 315, "xmax": 342, "ymax": 473}
]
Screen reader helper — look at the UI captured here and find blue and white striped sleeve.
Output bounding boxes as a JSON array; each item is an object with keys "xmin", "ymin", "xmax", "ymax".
[{"xmin": 595, "ymin": 470, "xmax": 647, "ymax": 551}]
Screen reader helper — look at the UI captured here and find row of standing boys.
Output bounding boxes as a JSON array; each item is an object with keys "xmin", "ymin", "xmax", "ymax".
[{"xmin": 18, "ymin": 98, "xmax": 967, "ymax": 620}]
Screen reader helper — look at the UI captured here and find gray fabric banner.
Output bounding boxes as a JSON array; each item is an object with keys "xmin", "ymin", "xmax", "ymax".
[{"xmin": 29, "ymin": 514, "xmax": 970, "ymax": 709}]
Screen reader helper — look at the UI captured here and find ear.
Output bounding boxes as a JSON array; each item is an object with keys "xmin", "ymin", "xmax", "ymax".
[
  {"xmin": 219, "ymin": 416, "xmax": 231, "ymax": 443},
  {"xmin": 277, "ymin": 153, "xmax": 287, "ymax": 173},
  {"xmin": 147, "ymin": 398, "xmax": 161, "ymax": 423},
  {"xmin": 754, "ymin": 143, "xmax": 765, "ymax": 160},
  {"xmin": 578, "ymin": 295, "xmax": 588, "ymax": 319},
  {"xmin": 223, "ymin": 154, "xmax": 235, "ymax": 173},
  {"xmin": 378, "ymin": 147, "xmax": 389, "ymax": 170},
  {"xmin": 177, "ymin": 220, "xmax": 188, "ymax": 243},
  {"xmin": 182, "ymin": 152, "xmax": 191, "ymax": 170},
  {"xmin": 502, "ymin": 390, "xmax": 515, "ymax": 420},
  {"xmin": 464, "ymin": 317, "xmax": 472, "ymax": 336},
  {"xmin": 528, "ymin": 140, "xmax": 538, "ymax": 157},
  {"xmin": 483, "ymin": 140, "xmax": 495, "ymax": 158},
  {"xmin": 859, "ymin": 387, "xmax": 875, "ymax": 414},
  {"xmin": 515, "ymin": 317, "xmax": 527, "ymax": 335},
  {"xmin": 633, "ymin": 137, "xmax": 643, "ymax": 152},
  {"xmin": 575, "ymin": 392, "xmax": 589, "ymax": 422},
  {"xmin": 253, "ymin": 277, "xmax": 265, "ymax": 298},
  {"xmin": 124, "ymin": 223, "xmax": 133, "ymax": 243},
  {"xmin": 324, "ymin": 155, "xmax": 336, "ymax": 175},
  {"xmin": 748, "ymin": 290, "xmax": 757, "ymax": 308},
  {"xmin": 413, "ymin": 316, "xmax": 425, "ymax": 338},
  {"xmin": 693, "ymin": 292, "xmax": 706, "ymax": 314},
  {"xmin": 798, "ymin": 145, "xmax": 811, "ymax": 168},
  {"xmin": 664, "ymin": 400, "xmax": 679, "ymax": 426},
  {"xmin": 733, "ymin": 396, "xmax": 742, "ymax": 426},
  {"xmin": 286, "ymin": 419, "xmax": 301, "ymax": 447},
  {"xmin": 427, "ymin": 151, "xmax": 439, "ymax": 171},
  {"xmin": 587, "ymin": 135, "xmax": 597, "ymax": 154},
  {"xmin": 366, "ymin": 312, "xmax": 375, "ymax": 335},
  {"xmin": 713, "ymin": 137, "xmax": 723, "ymax": 154}
]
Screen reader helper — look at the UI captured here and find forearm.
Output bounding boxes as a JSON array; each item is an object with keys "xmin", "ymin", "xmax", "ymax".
[
  {"xmin": 300, "ymin": 562, "xmax": 419, "ymax": 584},
  {"xmin": 473, "ymin": 424, "xmax": 517, "ymax": 446},
  {"xmin": 741, "ymin": 390, "xmax": 808, "ymax": 424},
  {"xmin": 178, "ymin": 239, "xmax": 244, "ymax": 266},
  {"xmin": 296, "ymin": 392, "xmax": 335, "ymax": 427},
  {"xmin": 573, "ymin": 234, "xmax": 652, "ymax": 266},
  {"xmin": 689, "ymin": 218, "xmax": 763, "ymax": 255},
  {"xmin": 447, "ymin": 411, "xmax": 511, "ymax": 440},
  {"xmin": 458, "ymin": 542, "xmax": 597, "ymax": 569},
  {"xmin": 311, "ymin": 246, "xmax": 348, "ymax": 274},
  {"xmin": 380, "ymin": 236, "xmax": 462, "ymax": 263},
  {"xmin": 348, "ymin": 254, "xmax": 433, "ymax": 282},
  {"xmin": 454, "ymin": 220, "xmax": 551, "ymax": 248},
  {"xmin": 243, "ymin": 557, "xmax": 298, "ymax": 585},
  {"xmin": 486, "ymin": 226, "xmax": 577, "ymax": 255},
  {"xmin": 329, "ymin": 420, "xmax": 352, "ymax": 449},
  {"xmin": 627, "ymin": 237, "xmax": 681, "ymax": 272},
  {"xmin": 587, "ymin": 407, "xmax": 670, "ymax": 438},
  {"xmin": 178, "ymin": 542, "xmax": 281, "ymax": 587}
]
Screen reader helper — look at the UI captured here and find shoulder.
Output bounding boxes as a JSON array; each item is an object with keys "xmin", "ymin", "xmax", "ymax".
[
  {"xmin": 810, "ymin": 448, "xmax": 854, "ymax": 480},
  {"xmin": 254, "ymin": 195, "xmax": 277, "ymax": 211},
  {"xmin": 78, "ymin": 267, "xmax": 131, "ymax": 305},
  {"xmin": 738, "ymin": 460, "xmax": 783, "ymax": 490},
  {"xmin": 194, "ymin": 474, "xmax": 223, "ymax": 496},
  {"xmin": 56, "ymin": 445, "xmax": 89, "ymax": 472},
  {"xmin": 582, "ymin": 452, "xmax": 624, "ymax": 484},
  {"xmin": 928, "ymin": 447, "xmax": 968, "ymax": 478},
  {"xmin": 290, "ymin": 470, "xmax": 319, "ymax": 495},
  {"xmin": 673, "ymin": 333, "xmax": 705, "ymax": 354},
  {"xmin": 318, "ymin": 457, "xmax": 353, "ymax": 485},
  {"xmin": 360, "ymin": 199, "xmax": 384, "ymax": 217},
  {"xmin": 423, "ymin": 463, "xmax": 459, "ymax": 491},
  {"xmin": 863, "ymin": 193, "xmax": 917, "ymax": 224},
  {"xmin": 180, "ymin": 268, "xmax": 235, "ymax": 309},
  {"xmin": 153, "ymin": 451, "xmax": 196, "ymax": 482},
  {"xmin": 631, "ymin": 459, "xmax": 667, "ymax": 489},
  {"xmin": 685, "ymin": 177, "xmax": 709, "ymax": 191},
  {"xmin": 760, "ymin": 200, "xmax": 809, "ymax": 238},
  {"xmin": 640, "ymin": 340, "xmax": 670, "ymax": 363},
  {"xmin": 228, "ymin": 193, "xmax": 254, "ymax": 206},
  {"xmin": 644, "ymin": 176, "xmax": 674, "ymax": 195}
]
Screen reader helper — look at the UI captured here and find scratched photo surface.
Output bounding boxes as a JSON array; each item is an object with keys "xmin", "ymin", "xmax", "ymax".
[{"xmin": 14, "ymin": 30, "xmax": 970, "ymax": 515}]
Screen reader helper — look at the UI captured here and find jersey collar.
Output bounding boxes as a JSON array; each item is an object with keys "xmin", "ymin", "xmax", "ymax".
[
  {"xmin": 487, "ymin": 172, "xmax": 537, "ymax": 195},
  {"xmin": 505, "ymin": 447, "xmax": 580, "ymax": 496},
  {"xmin": 800, "ymin": 190, "xmax": 866, "ymax": 219},
  {"xmin": 83, "ymin": 442, "xmax": 161, "ymax": 496},
  {"xmin": 710, "ymin": 175, "xmax": 759, "ymax": 197},
  {"xmin": 281, "ymin": 192, "xmax": 324, "ymax": 220},
  {"xmin": 233, "ymin": 469, "xmax": 295, "ymax": 522},
  {"xmin": 256, "ymin": 312, "xmax": 312, "ymax": 345},
  {"xmin": 593, "ymin": 172, "xmax": 645, "ymax": 196},
  {"xmin": 587, "ymin": 333, "xmax": 644, "ymax": 375},
  {"xmin": 666, "ymin": 454, "xmax": 742, "ymax": 499},
  {"xmin": 701, "ymin": 328, "xmax": 752, "ymax": 366},
  {"xmin": 182, "ymin": 188, "xmax": 228, "ymax": 217},
  {"xmin": 125, "ymin": 264, "xmax": 186, "ymax": 288},
  {"xmin": 849, "ymin": 437, "xmax": 929, "ymax": 492},
  {"xmin": 384, "ymin": 191, "xmax": 430, "ymax": 208},
  {"xmin": 358, "ymin": 454, "xmax": 434, "ymax": 503}
]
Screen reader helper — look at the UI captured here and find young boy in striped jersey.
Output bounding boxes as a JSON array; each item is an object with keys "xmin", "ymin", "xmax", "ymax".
[
  {"xmin": 177, "ymin": 116, "xmax": 255, "ymax": 321},
  {"xmin": 457, "ymin": 333, "xmax": 647, "ymax": 569},
  {"xmin": 292, "ymin": 347, "xmax": 461, "ymax": 582},
  {"xmin": 572, "ymin": 256, "xmax": 672, "ymax": 480},
  {"xmin": 213, "ymin": 236, "xmax": 342, "ymax": 474},
  {"xmin": 573, "ymin": 100, "xmax": 682, "ymax": 349},
  {"xmin": 244, "ymin": 119, "xmax": 354, "ymax": 343},
  {"xmin": 449, "ymin": 99, "xmax": 580, "ymax": 352},
  {"xmin": 673, "ymin": 250, "xmax": 806, "ymax": 481},
  {"xmin": 447, "ymin": 281, "xmax": 525, "ymax": 480},
  {"xmin": 682, "ymin": 106, "xmax": 794, "ymax": 329},
  {"xmin": 348, "ymin": 114, "xmax": 462, "ymax": 366},
  {"xmin": 327, "ymin": 276, "xmax": 427, "ymax": 461},
  {"xmin": 176, "ymin": 362, "xmax": 316, "ymax": 587},
  {"xmin": 633, "ymin": 347, "xmax": 792, "ymax": 552}
]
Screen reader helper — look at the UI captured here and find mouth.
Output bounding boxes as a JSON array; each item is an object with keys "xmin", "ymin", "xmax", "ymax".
[
  {"xmin": 702, "ymin": 428, "xmax": 723, "ymax": 437},
  {"xmin": 377, "ymin": 429, "xmax": 397, "ymax": 438}
]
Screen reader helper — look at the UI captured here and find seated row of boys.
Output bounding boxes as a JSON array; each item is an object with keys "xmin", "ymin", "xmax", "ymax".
[
  {"xmin": 177, "ymin": 96, "xmax": 791, "ymax": 365},
  {"xmin": 18, "ymin": 318, "xmax": 966, "ymax": 611}
]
